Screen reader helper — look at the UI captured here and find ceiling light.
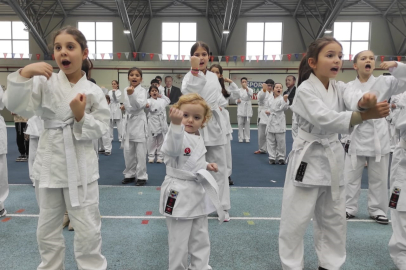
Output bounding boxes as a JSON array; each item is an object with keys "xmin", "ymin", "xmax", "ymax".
[
  {"xmin": 223, "ymin": 30, "xmax": 230, "ymax": 34},
  {"xmin": 324, "ymin": 28, "xmax": 333, "ymax": 34},
  {"xmin": 123, "ymin": 29, "xmax": 130, "ymax": 34}
]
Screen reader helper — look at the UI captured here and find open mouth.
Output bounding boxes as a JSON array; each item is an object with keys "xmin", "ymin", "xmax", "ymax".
[
  {"xmin": 331, "ymin": 67, "xmax": 339, "ymax": 72},
  {"xmin": 365, "ymin": 64, "xmax": 371, "ymax": 70},
  {"xmin": 199, "ymin": 61, "xmax": 205, "ymax": 66},
  {"xmin": 62, "ymin": 60, "xmax": 71, "ymax": 67},
  {"xmin": 131, "ymin": 80, "xmax": 138, "ymax": 84}
]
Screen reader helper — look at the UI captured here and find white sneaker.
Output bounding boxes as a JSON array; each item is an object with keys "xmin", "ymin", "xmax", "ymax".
[
  {"xmin": 0, "ymin": 208, "xmax": 6, "ymax": 217},
  {"xmin": 148, "ymin": 159, "xmax": 154, "ymax": 163},
  {"xmin": 239, "ymin": 139, "xmax": 243, "ymax": 143},
  {"xmin": 224, "ymin": 210, "xmax": 230, "ymax": 222},
  {"xmin": 156, "ymin": 159, "xmax": 163, "ymax": 163},
  {"xmin": 246, "ymin": 140, "xmax": 250, "ymax": 143}
]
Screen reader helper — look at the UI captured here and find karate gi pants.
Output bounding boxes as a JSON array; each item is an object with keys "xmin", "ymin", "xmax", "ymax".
[
  {"xmin": 35, "ymin": 180, "xmax": 107, "ymax": 270},
  {"xmin": 28, "ymin": 137, "xmax": 39, "ymax": 183},
  {"xmin": 389, "ymin": 210, "xmax": 406, "ymax": 270},
  {"xmin": 237, "ymin": 116, "xmax": 250, "ymax": 141},
  {"xmin": 267, "ymin": 132, "xmax": 286, "ymax": 161},
  {"xmin": 147, "ymin": 133, "xmax": 164, "ymax": 161},
  {"xmin": 165, "ymin": 216, "xmax": 212, "ymax": 270},
  {"xmin": 98, "ymin": 131, "xmax": 112, "ymax": 153},
  {"xmin": 206, "ymin": 145, "xmax": 230, "ymax": 211},
  {"xmin": 109, "ymin": 119, "xmax": 122, "ymax": 141},
  {"xmin": 258, "ymin": 123, "xmax": 267, "ymax": 153},
  {"xmin": 345, "ymin": 153, "xmax": 390, "ymax": 217},
  {"xmin": 0, "ymin": 154, "xmax": 9, "ymax": 211},
  {"xmin": 225, "ymin": 135, "xmax": 232, "ymax": 177},
  {"xmin": 123, "ymin": 141, "xmax": 148, "ymax": 180},
  {"xmin": 279, "ymin": 178, "xmax": 346, "ymax": 270}
]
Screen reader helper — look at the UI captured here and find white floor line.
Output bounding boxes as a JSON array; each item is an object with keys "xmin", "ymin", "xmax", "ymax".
[{"xmin": 5, "ymin": 213, "xmax": 385, "ymax": 223}]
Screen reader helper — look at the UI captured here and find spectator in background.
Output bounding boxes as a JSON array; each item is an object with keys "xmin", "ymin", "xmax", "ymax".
[
  {"xmin": 164, "ymin": 76, "xmax": 182, "ymax": 104},
  {"xmin": 12, "ymin": 113, "xmax": 29, "ymax": 162}
]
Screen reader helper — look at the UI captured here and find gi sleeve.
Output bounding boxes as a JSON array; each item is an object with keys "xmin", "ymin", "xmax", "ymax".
[
  {"xmin": 161, "ymin": 123, "xmax": 184, "ymax": 157},
  {"xmin": 369, "ymin": 62, "xmax": 406, "ymax": 102},
  {"xmin": 0, "ymin": 86, "xmax": 4, "ymax": 110},
  {"xmin": 181, "ymin": 71, "xmax": 207, "ymax": 94},
  {"xmin": 274, "ymin": 98, "xmax": 289, "ymax": 112},
  {"xmin": 396, "ymin": 95, "xmax": 406, "ymax": 130},
  {"xmin": 160, "ymin": 94, "xmax": 171, "ymax": 105},
  {"xmin": 5, "ymin": 70, "xmax": 45, "ymax": 119},
  {"xmin": 128, "ymin": 89, "xmax": 147, "ymax": 110},
  {"xmin": 340, "ymin": 81, "xmax": 364, "ymax": 111}
]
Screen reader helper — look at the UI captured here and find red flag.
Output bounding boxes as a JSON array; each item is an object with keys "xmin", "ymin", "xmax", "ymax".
[
  {"xmin": 397, "ymin": 56, "xmax": 402, "ymax": 62},
  {"xmin": 349, "ymin": 54, "xmax": 353, "ymax": 61},
  {"xmin": 20, "ymin": 53, "xmax": 24, "ymax": 59},
  {"xmin": 272, "ymin": 55, "xmax": 276, "ymax": 62},
  {"xmin": 52, "ymin": 54, "xmax": 55, "ymax": 60},
  {"xmin": 3, "ymin": 53, "xmax": 7, "ymax": 59},
  {"xmin": 380, "ymin": 55, "xmax": 385, "ymax": 62},
  {"xmin": 149, "ymin": 53, "xmax": 154, "ymax": 60},
  {"xmin": 36, "ymin": 54, "xmax": 40, "ymax": 60},
  {"xmin": 225, "ymin": 56, "xmax": 230, "ymax": 63},
  {"xmin": 101, "ymin": 53, "xmax": 105, "ymax": 60},
  {"xmin": 255, "ymin": 55, "xmax": 260, "ymax": 62},
  {"xmin": 133, "ymin": 52, "xmax": 137, "ymax": 59},
  {"xmin": 287, "ymin": 54, "xmax": 292, "ymax": 61},
  {"xmin": 210, "ymin": 56, "xmax": 214, "ymax": 62},
  {"xmin": 117, "ymin": 52, "xmax": 121, "ymax": 59},
  {"xmin": 240, "ymin": 56, "xmax": 245, "ymax": 63},
  {"xmin": 181, "ymin": 55, "xmax": 185, "ymax": 62},
  {"xmin": 167, "ymin": 54, "xmax": 171, "ymax": 61}
]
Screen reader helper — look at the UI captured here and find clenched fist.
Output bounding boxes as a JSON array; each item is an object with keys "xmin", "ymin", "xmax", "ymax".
[
  {"xmin": 190, "ymin": 56, "xmax": 200, "ymax": 70},
  {"xmin": 358, "ymin": 92, "xmax": 377, "ymax": 109},
  {"xmin": 127, "ymin": 86, "xmax": 134, "ymax": 96},
  {"xmin": 169, "ymin": 107, "xmax": 183, "ymax": 125},
  {"xmin": 20, "ymin": 62, "xmax": 53, "ymax": 79},
  {"xmin": 70, "ymin": 93, "xmax": 87, "ymax": 122}
]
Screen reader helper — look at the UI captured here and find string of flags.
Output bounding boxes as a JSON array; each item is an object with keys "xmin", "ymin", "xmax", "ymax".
[{"xmin": 2, "ymin": 52, "xmax": 405, "ymax": 63}]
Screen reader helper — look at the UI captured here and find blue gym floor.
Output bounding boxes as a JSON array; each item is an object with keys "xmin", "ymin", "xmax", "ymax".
[{"xmin": 1, "ymin": 127, "xmax": 397, "ymax": 269}]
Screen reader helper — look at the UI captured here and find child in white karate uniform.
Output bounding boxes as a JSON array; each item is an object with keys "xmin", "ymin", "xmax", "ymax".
[
  {"xmin": 0, "ymin": 86, "xmax": 8, "ymax": 218},
  {"xmin": 236, "ymin": 77, "xmax": 253, "ymax": 143},
  {"xmin": 146, "ymin": 85, "xmax": 170, "ymax": 163},
  {"xmin": 98, "ymin": 95, "xmax": 112, "ymax": 155},
  {"xmin": 159, "ymin": 93, "xmax": 224, "ymax": 270},
  {"xmin": 121, "ymin": 67, "xmax": 148, "ymax": 186},
  {"xmin": 108, "ymin": 80, "xmax": 122, "ymax": 142},
  {"xmin": 255, "ymin": 80, "xmax": 274, "ymax": 154},
  {"xmin": 4, "ymin": 26, "xmax": 109, "ymax": 270},
  {"xmin": 25, "ymin": 115, "xmax": 44, "ymax": 186},
  {"xmin": 265, "ymin": 83, "xmax": 289, "ymax": 165},
  {"xmin": 278, "ymin": 37, "xmax": 390, "ymax": 270}
]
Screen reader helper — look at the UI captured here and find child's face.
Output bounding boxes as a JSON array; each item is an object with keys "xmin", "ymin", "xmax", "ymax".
[
  {"xmin": 210, "ymin": 67, "xmax": 221, "ymax": 79},
  {"xmin": 112, "ymin": 81, "xmax": 118, "ymax": 89},
  {"xmin": 156, "ymin": 78, "xmax": 162, "ymax": 85},
  {"xmin": 128, "ymin": 70, "xmax": 141, "ymax": 87},
  {"xmin": 310, "ymin": 42, "xmax": 342, "ymax": 80},
  {"xmin": 193, "ymin": 46, "xmax": 209, "ymax": 71},
  {"xmin": 273, "ymin": 84, "xmax": 283, "ymax": 97},
  {"xmin": 180, "ymin": 103, "xmax": 206, "ymax": 134},
  {"xmin": 354, "ymin": 50, "xmax": 375, "ymax": 77},
  {"xmin": 150, "ymin": 88, "xmax": 159, "ymax": 99},
  {"xmin": 54, "ymin": 32, "xmax": 88, "ymax": 77},
  {"xmin": 266, "ymin": 83, "xmax": 274, "ymax": 92}
]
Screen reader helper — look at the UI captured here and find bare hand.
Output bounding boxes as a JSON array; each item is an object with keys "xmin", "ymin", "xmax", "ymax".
[
  {"xmin": 265, "ymin": 111, "xmax": 270, "ymax": 115},
  {"xmin": 169, "ymin": 107, "xmax": 183, "ymax": 125},
  {"xmin": 262, "ymin": 83, "xmax": 267, "ymax": 92},
  {"xmin": 207, "ymin": 163, "xmax": 218, "ymax": 172},
  {"xmin": 127, "ymin": 86, "xmax": 134, "ymax": 96},
  {"xmin": 358, "ymin": 92, "xmax": 377, "ymax": 109},
  {"xmin": 283, "ymin": 94, "xmax": 288, "ymax": 102},
  {"xmin": 361, "ymin": 101, "xmax": 390, "ymax": 120},
  {"xmin": 120, "ymin": 105, "xmax": 125, "ymax": 111},
  {"xmin": 224, "ymin": 77, "xmax": 232, "ymax": 83},
  {"xmin": 391, "ymin": 103, "xmax": 397, "ymax": 109},
  {"xmin": 219, "ymin": 106, "xmax": 222, "ymax": 111},
  {"xmin": 380, "ymin": 61, "xmax": 397, "ymax": 70},
  {"xmin": 146, "ymin": 103, "xmax": 150, "ymax": 108},
  {"xmin": 112, "ymin": 89, "xmax": 116, "ymax": 92},
  {"xmin": 20, "ymin": 62, "xmax": 53, "ymax": 79},
  {"xmin": 157, "ymin": 94, "xmax": 162, "ymax": 98},
  {"xmin": 236, "ymin": 99, "xmax": 241, "ymax": 104},
  {"xmin": 70, "ymin": 93, "xmax": 87, "ymax": 122},
  {"xmin": 191, "ymin": 56, "xmax": 200, "ymax": 70}
]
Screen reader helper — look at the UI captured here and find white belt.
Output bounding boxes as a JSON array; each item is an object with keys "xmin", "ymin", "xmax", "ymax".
[
  {"xmin": 296, "ymin": 128, "xmax": 340, "ymax": 201},
  {"xmin": 43, "ymin": 119, "xmax": 87, "ymax": 207},
  {"xmin": 149, "ymin": 112, "xmax": 168, "ymax": 136},
  {"xmin": 121, "ymin": 110, "xmax": 146, "ymax": 149},
  {"xmin": 166, "ymin": 166, "xmax": 225, "ymax": 223}
]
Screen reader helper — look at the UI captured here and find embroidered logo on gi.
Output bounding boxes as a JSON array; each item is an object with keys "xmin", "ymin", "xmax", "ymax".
[
  {"xmin": 184, "ymin": 147, "xmax": 191, "ymax": 156},
  {"xmin": 169, "ymin": 190, "xmax": 179, "ymax": 198}
]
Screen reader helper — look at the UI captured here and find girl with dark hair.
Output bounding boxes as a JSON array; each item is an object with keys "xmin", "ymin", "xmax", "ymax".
[
  {"xmin": 209, "ymin": 64, "xmax": 239, "ymax": 185},
  {"xmin": 4, "ymin": 25, "xmax": 109, "ymax": 270},
  {"xmin": 120, "ymin": 67, "xmax": 149, "ymax": 186},
  {"xmin": 278, "ymin": 37, "xmax": 390, "ymax": 270},
  {"xmin": 107, "ymin": 80, "xmax": 123, "ymax": 143},
  {"xmin": 182, "ymin": 41, "xmax": 231, "ymax": 221}
]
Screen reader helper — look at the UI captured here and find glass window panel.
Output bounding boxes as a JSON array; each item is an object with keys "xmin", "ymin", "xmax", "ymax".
[
  {"xmin": 246, "ymin": 42, "xmax": 263, "ymax": 60},
  {"xmin": 180, "ymin": 23, "xmax": 196, "ymax": 41},
  {"xmin": 352, "ymin": 22, "xmax": 369, "ymax": 41},
  {"xmin": 0, "ymin": 21, "xmax": 11, "ymax": 39},
  {"xmin": 247, "ymin": 23, "xmax": 264, "ymax": 41},
  {"xmin": 96, "ymin": 41, "xmax": 113, "ymax": 59},
  {"xmin": 12, "ymin": 21, "xmax": 28, "ymax": 39},
  {"xmin": 0, "ymin": 40, "xmax": 12, "ymax": 58},
  {"xmin": 13, "ymin": 40, "xmax": 29, "ymax": 57},
  {"xmin": 334, "ymin": 22, "xmax": 351, "ymax": 40},
  {"xmin": 87, "ymin": 41, "xmax": 96, "ymax": 59},
  {"xmin": 180, "ymin": 42, "xmax": 195, "ymax": 58},
  {"xmin": 264, "ymin": 42, "xmax": 282, "ymax": 60},
  {"xmin": 340, "ymin": 41, "xmax": 351, "ymax": 60},
  {"xmin": 162, "ymin": 42, "xmax": 178, "ymax": 60},
  {"xmin": 265, "ymin": 23, "xmax": 282, "ymax": 41},
  {"xmin": 351, "ymin": 42, "xmax": 369, "ymax": 56},
  {"xmin": 96, "ymin": 22, "xmax": 112, "ymax": 40},
  {"xmin": 78, "ymin": 22, "xmax": 95, "ymax": 40},
  {"xmin": 162, "ymin": 23, "xmax": 179, "ymax": 41}
]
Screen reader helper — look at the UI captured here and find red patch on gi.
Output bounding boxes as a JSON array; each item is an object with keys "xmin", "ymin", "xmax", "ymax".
[
  {"xmin": 141, "ymin": 220, "xmax": 149, "ymax": 224},
  {"xmin": 16, "ymin": 209, "xmax": 25, "ymax": 213},
  {"xmin": 184, "ymin": 147, "xmax": 191, "ymax": 156},
  {"xmin": 1, "ymin": 217, "xmax": 11, "ymax": 222}
]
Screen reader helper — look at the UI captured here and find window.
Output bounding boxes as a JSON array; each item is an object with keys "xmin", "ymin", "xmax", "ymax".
[
  {"xmin": 0, "ymin": 21, "xmax": 29, "ymax": 59},
  {"xmin": 246, "ymin": 22, "xmax": 282, "ymax": 60},
  {"xmin": 334, "ymin": 22, "xmax": 370, "ymax": 60},
  {"xmin": 78, "ymin": 22, "xmax": 113, "ymax": 60},
  {"xmin": 162, "ymin": 22, "xmax": 196, "ymax": 60}
]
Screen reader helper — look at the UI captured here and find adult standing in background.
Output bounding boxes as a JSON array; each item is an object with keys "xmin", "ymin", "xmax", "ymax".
[
  {"xmin": 164, "ymin": 76, "xmax": 182, "ymax": 104},
  {"xmin": 284, "ymin": 75, "xmax": 297, "ymax": 105},
  {"xmin": 12, "ymin": 113, "xmax": 29, "ymax": 162},
  {"xmin": 0, "ymin": 86, "xmax": 8, "ymax": 217}
]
